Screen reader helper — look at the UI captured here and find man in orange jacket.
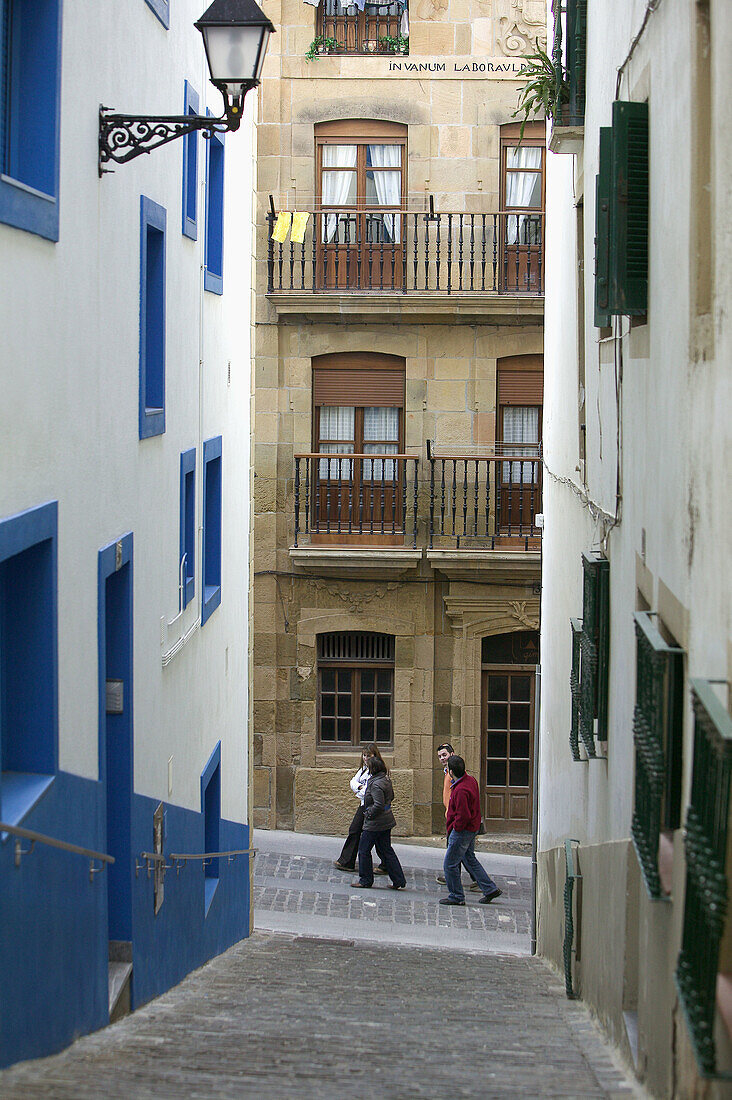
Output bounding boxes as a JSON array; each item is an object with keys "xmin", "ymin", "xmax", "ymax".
[{"xmin": 440, "ymin": 754, "xmax": 502, "ymax": 906}]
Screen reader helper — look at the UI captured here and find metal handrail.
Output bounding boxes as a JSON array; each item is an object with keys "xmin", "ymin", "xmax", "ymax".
[
  {"xmin": 0, "ymin": 820, "xmax": 114, "ymax": 883},
  {"xmin": 294, "ymin": 451, "xmax": 415, "ymax": 460},
  {"xmin": 169, "ymin": 847, "xmax": 256, "ymax": 874}
]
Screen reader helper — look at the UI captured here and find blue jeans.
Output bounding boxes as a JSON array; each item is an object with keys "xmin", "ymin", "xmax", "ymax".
[
  {"xmin": 358, "ymin": 829, "xmax": 406, "ymax": 888},
  {"xmin": 444, "ymin": 830, "xmax": 497, "ymax": 902}
]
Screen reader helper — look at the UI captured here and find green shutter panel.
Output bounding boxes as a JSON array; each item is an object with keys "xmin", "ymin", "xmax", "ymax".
[
  {"xmin": 567, "ymin": 0, "xmax": 587, "ymax": 125},
  {"xmin": 594, "ymin": 127, "xmax": 612, "ymax": 327},
  {"xmin": 609, "ymin": 100, "xmax": 649, "ymax": 315},
  {"xmin": 569, "ymin": 618, "xmax": 583, "ymax": 761},
  {"xmin": 580, "ymin": 553, "xmax": 610, "ymax": 746}
]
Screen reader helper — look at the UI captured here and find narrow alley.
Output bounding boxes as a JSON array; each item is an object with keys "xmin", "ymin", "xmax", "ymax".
[{"xmin": 0, "ymin": 835, "xmax": 642, "ymax": 1099}]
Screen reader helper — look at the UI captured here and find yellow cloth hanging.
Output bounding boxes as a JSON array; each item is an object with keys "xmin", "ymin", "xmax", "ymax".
[
  {"xmin": 290, "ymin": 211, "xmax": 310, "ymax": 244},
  {"xmin": 271, "ymin": 211, "xmax": 291, "ymax": 243}
]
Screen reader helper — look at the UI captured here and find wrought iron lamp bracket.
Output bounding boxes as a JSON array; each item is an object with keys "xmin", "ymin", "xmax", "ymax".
[{"xmin": 98, "ymin": 96, "xmax": 246, "ymax": 177}]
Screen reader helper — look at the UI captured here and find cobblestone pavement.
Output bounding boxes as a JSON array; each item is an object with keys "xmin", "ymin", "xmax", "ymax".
[
  {"xmin": 253, "ymin": 829, "xmax": 533, "ymax": 954},
  {"xmin": 0, "ymin": 931, "xmax": 643, "ymax": 1099}
]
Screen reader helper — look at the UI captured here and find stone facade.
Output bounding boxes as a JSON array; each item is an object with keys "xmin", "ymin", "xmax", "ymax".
[{"xmin": 253, "ymin": 0, "xmax": 544, "ymax": 836}]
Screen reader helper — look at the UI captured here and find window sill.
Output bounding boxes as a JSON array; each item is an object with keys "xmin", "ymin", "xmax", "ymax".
[
  {"xmin": 204, "ymin": 269, "xmax": 223, "ymax": 296},
  {"xmin": 1, "ymin": 772, "xmax": 55, "ymax": 833},
  {"xmin": 201, "ymin": 584, "xmax": 221, "ymax": 626},
  {"xmin": 0, "ymin": 175, "xmax": 59, "ymax": 242},
  {"xmin": 140, "ymin": 408, "xmax": 165, "ymax": 439},
  {"xmin": 204, "ymin": 876, "xmax": 219, "ymax": 916}
]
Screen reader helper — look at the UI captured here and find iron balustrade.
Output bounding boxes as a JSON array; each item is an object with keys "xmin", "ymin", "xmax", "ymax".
[
  {"xmin": 0, "ymin": 820, "xmax": 114, "ymax": 883},
  {"xmin": 427, "ymin": 452, "xmax": 542, "ymax": 548},
  {"xmin": 318, "ymin": 0, "xmax": 407, "ymax": 54},
  {"xmin": 293, "ymin": 454, "xmax": 419, "ymax": 547},
  {"xmin": 676, "ymin": 679, "xmax": 732, "ymax": 1080},
  {"xmin": 266, "ymin": 208, "xmax": 544, "ymax": 294}
]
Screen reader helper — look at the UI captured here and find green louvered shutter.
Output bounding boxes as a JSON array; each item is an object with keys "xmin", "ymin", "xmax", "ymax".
[
  {"xmin": 567, "ymin": 0, "xmax": 587, "ymax": 125},
  {"xmin": 594, "ymin": 127, "xmax": 612, "ymax": 327},
  {"xmin": 609, "ymin": 100, "xmax": 649, "ymax": 315},
  {"xmin": 580, "ymin": 553, "xmax": 610, "ymax": 745},
  {"xmin": 569, "ymin": 618, "xmax": 583, "ymax": 761}
]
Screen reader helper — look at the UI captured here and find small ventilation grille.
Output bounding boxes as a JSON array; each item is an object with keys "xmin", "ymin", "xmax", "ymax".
[{"xmin": 318, "ymin": 631, "xmax": 394, "ymax": 662}]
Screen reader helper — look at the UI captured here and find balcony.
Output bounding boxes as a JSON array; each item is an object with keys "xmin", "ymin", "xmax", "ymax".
[
  {"xmin": 289, "ymin": 448, "xmax": 542, "ymax": 581},
  {"xmin": 317, "ymin": 0, "xmax": 408, "ymax": 56},
  {"xmin": 548, "ymin": 0, "xmax": 587, "ymax": 154},
  {"xmin": 266, "ymin": 207, "xmax": 545, "ymax": 322}
]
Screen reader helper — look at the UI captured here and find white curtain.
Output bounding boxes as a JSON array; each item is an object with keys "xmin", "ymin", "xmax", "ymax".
[
  {"xmin": 502, "ymin": 406, "xmax": 539, "ymax": 484},
  {"xmin": 505, "ymin": 146, "xmax": 542, "ymax": 245},
  {"xmin": 318, "ymin": 406, "xmax": 355, "ymax": 478},
  {"xmin": 363, "ymin": 406, "xmax": 399, "ymax": 481},
  {"xmin": 322, "ymin": 145, "xmax": 357, "ymax": 243},
  {"xmin": 367, "ymin": 145, "xmax": 401, "ymax": 243}
]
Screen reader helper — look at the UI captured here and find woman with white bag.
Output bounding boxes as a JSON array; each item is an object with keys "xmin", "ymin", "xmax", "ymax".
[{"xmin": 334, "ymin": 744, "xmax": 388, "ymax": 874}]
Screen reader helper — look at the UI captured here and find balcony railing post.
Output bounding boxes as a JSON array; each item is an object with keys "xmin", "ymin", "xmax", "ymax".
[
  {"xmin": 294, "ymin": 457, "xmax": 301, "ymax": 547},
  {"xmin": 429, "ymin": 454, "xmax": 435, "ymax": 549},
  {"xmin": 305, "ymin": 456, "xmax": 311, "ymax": 534},
  {"xmin": 412, "ymin": 458, "xmax": 419, "ymax": 549},
  {"xmin": 312, "ymin": 213, "xmax": 318, "ymax": 290},
  {"xmin": 267, "ymin": 209, "xmax": 274, "ymax": 293}
]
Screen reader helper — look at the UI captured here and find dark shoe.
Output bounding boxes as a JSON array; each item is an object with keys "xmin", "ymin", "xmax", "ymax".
[
  {"xmin": 373, "ymin": 866, "xmax": 388, "ymax": 876},
  {"xmin": 388, "ymin": 883, "xmax": 406, "ymax": 890},
  {"xmin": 334, "ymin": 861, "xmax": 356, "ymax": 872},
  {"xmin": 351, "ymin": 881, "xmax": 372, "ymax": 888},
  {"xmin": 439, "ymin": 897, "xmax": 465, "ymax": 906},
  {"xmin": 478, "ymin": 888, "xmax": 503, "ymax": 904},
  {"xmin": 436, "ymin": 873, "xmax": 446, "ymax": 884}
]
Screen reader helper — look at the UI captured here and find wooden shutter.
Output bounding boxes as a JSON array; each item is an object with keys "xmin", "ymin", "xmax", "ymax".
[
  {"xmin": 609, "ymin": 101, "xmax": 649, "ymax": 315},
  {"xmin": 497, "ymin": 370, "xmax": 543, "ymax": 406},
  {"xmin": 567, "ymin": 0, "xmax": 587, "ymax": 124},
  {"xmin": 594, "ymin": 126, "xmax": 612, "ymax": 327},
  {"xmin": 312, "ymin": 354, "xmax": 405, "ymax": 407}
]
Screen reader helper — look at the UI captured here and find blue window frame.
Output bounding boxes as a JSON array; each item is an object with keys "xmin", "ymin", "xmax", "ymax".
[
  {"xmin": 182, "ymin": 81, "xmax": 199, "ymax": 239},
  {"xmin": 0, "ymin": 0, "xmax": 63, "ymax": 241},
  {"xmin": 144, "ymin": 0, "xmax": 169, "ymax": 29},
  {"xmin": 201, "ymin": 436, "xmax": 222, "ymax": 626},
  {"xmin": 201, "ymin": 741, "xmax": 221, "ymax": 915},
  {"xmin": 139, "ymin": 196, "xmax": 166, "ymax": 439},
  {"xmin": 180, "ymin": 448, "xmax": 196, "ymax": 609},
  {"xmin": 204, "ymin": 121, "xmax": 225, "ymax": 294},
  {"xmin": 0, "ymin": 501, "xmax": 58, "ymax": 825}
]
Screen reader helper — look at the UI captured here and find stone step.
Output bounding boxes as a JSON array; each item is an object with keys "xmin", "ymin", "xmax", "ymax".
[{"xmin": 108, "ymin": 961, "xmax": 132, "ymax": 1023}]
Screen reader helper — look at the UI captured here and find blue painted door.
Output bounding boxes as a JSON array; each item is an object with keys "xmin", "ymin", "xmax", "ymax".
[{"xmin": 104, "ymin": 564, "xmax": 133, "ymax": 943}]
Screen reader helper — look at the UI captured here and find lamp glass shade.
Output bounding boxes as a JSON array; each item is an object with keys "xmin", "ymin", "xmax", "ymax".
[{"xmin": 200, "ymin": 24, "xmax": 271, "ymax": 93}]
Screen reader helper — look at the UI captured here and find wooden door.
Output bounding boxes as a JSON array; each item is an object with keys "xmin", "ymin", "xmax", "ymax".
[{"xmin": 482, "ymin": 665, "xmax": 535, "ymax": 833}]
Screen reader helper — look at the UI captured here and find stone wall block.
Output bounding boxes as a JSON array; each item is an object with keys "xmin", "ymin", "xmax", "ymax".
[
  {"xmin": 294, "ymin": 767, "xmax": 414, "ymax": 835},
  {"xmin": 253, "ymin": 765, "xmax": 272, "ymax": 809}
]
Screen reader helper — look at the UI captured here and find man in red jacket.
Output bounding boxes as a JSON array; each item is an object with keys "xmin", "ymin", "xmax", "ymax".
[{"xmin": 441, "ymin": 755, "xmax": 502, "ymax": 906}]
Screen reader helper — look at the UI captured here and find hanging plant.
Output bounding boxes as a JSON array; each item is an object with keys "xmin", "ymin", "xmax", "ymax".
[
  {"xmin": 379, "ymin": 34, "xmax": 409, "ymax": 55},
  {"xmin": 512, "ymin": 43, "xmax": 569, "ymax": 139},
  {"xmin": 305, "ymin": 35, "xmax": 339, "ymax": 62}
]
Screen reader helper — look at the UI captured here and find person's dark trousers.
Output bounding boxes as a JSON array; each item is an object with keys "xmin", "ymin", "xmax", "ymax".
[
  {"xmin": 358, "ymin": 829, "xmax": 407, "ymax": 887},
  {"xmin": 338, "ymin": 804, "xmax": 365, "ymax": 868},
  {"xmin": 443, "ymin": 829, "xmax": 498, "ymax": 902}
]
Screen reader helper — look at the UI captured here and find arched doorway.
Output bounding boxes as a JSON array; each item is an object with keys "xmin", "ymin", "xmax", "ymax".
[{"xmin": 481, "ymin": 630, "xmax": 538, "ymax": 834}]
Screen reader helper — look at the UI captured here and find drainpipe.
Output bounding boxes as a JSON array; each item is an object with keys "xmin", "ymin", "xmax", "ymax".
[{"xmin": 531, "ymin": 662, "xmax": 541, "ymax": 955}]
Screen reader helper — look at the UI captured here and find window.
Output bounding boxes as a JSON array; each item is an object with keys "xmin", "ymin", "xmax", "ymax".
[
  {"xmin": 317, "ymin": 632, "xmax": 394, "ymax": 747},
  {"xmin": 631, "ymin": 612, "xmax": 684, "ymax": 899},
  {"xmin": 144, "ymin": 0, "xmax": 169, "ymax": 29},
  {"xmin": 0, "ymin": 0, "xmax": 63, "ymax": 240},
  {"xmin": 500, "ymin": 123, "xmax": 545, "ymax": 293},
  {"xmin": 204, "ymin": 122, "xmax": 225, "ymax": 294},
  {"xmin": 317, "ymin": 0, "xmax": 408, "ymax": 55},
  {"xmin": 139, "ymin": 196, "xmax": 166, "ymax": 439},
  {"xmin": 180, "ymin": 448, "xmax": 196, "ymax": 609},
  {"xmin": 0, "ymin": 501, "xmax": 58, "ymax": 824},
  {"xmin": 312, "ymin": 353, "xmax": 405, "ymax": 536},
  {"xmin": 201, "ymin": 436, "xmax": 222, "ymax": 626},
  {"xmin": 201, "ymin": 741, "xmax": 221, "ymax": 915},
  {"xmin": 315, "ymin": 120, "xmax": 406, "ymax": 290},
  {"xmin": 676, "ymin": 679, "xmax": 732, "ymax": 1078},
  {"xmin": 568, "ymin": 553, "xmax": 610, "ymax": 760},
  {"xmin": 594, "ymin": 101, "xmax": 649, "ymax": 318},
  {"xmin": 182, "ymin": 82, "xmax": 199, "ymax": 239},
  {"xmin": 496, "ymin": 357, "xmax": 543, "ymax": 535}
]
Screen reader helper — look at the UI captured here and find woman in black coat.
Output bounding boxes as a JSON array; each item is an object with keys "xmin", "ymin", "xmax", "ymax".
[{"xmin": 353, "ymin": 756, "xmax": 406, "ymax": 890}]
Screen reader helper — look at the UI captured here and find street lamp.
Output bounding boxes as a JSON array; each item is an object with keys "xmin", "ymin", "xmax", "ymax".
[{"xmin": 99, "ymin": 0, "xmax": 275, "ymax": 175}]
